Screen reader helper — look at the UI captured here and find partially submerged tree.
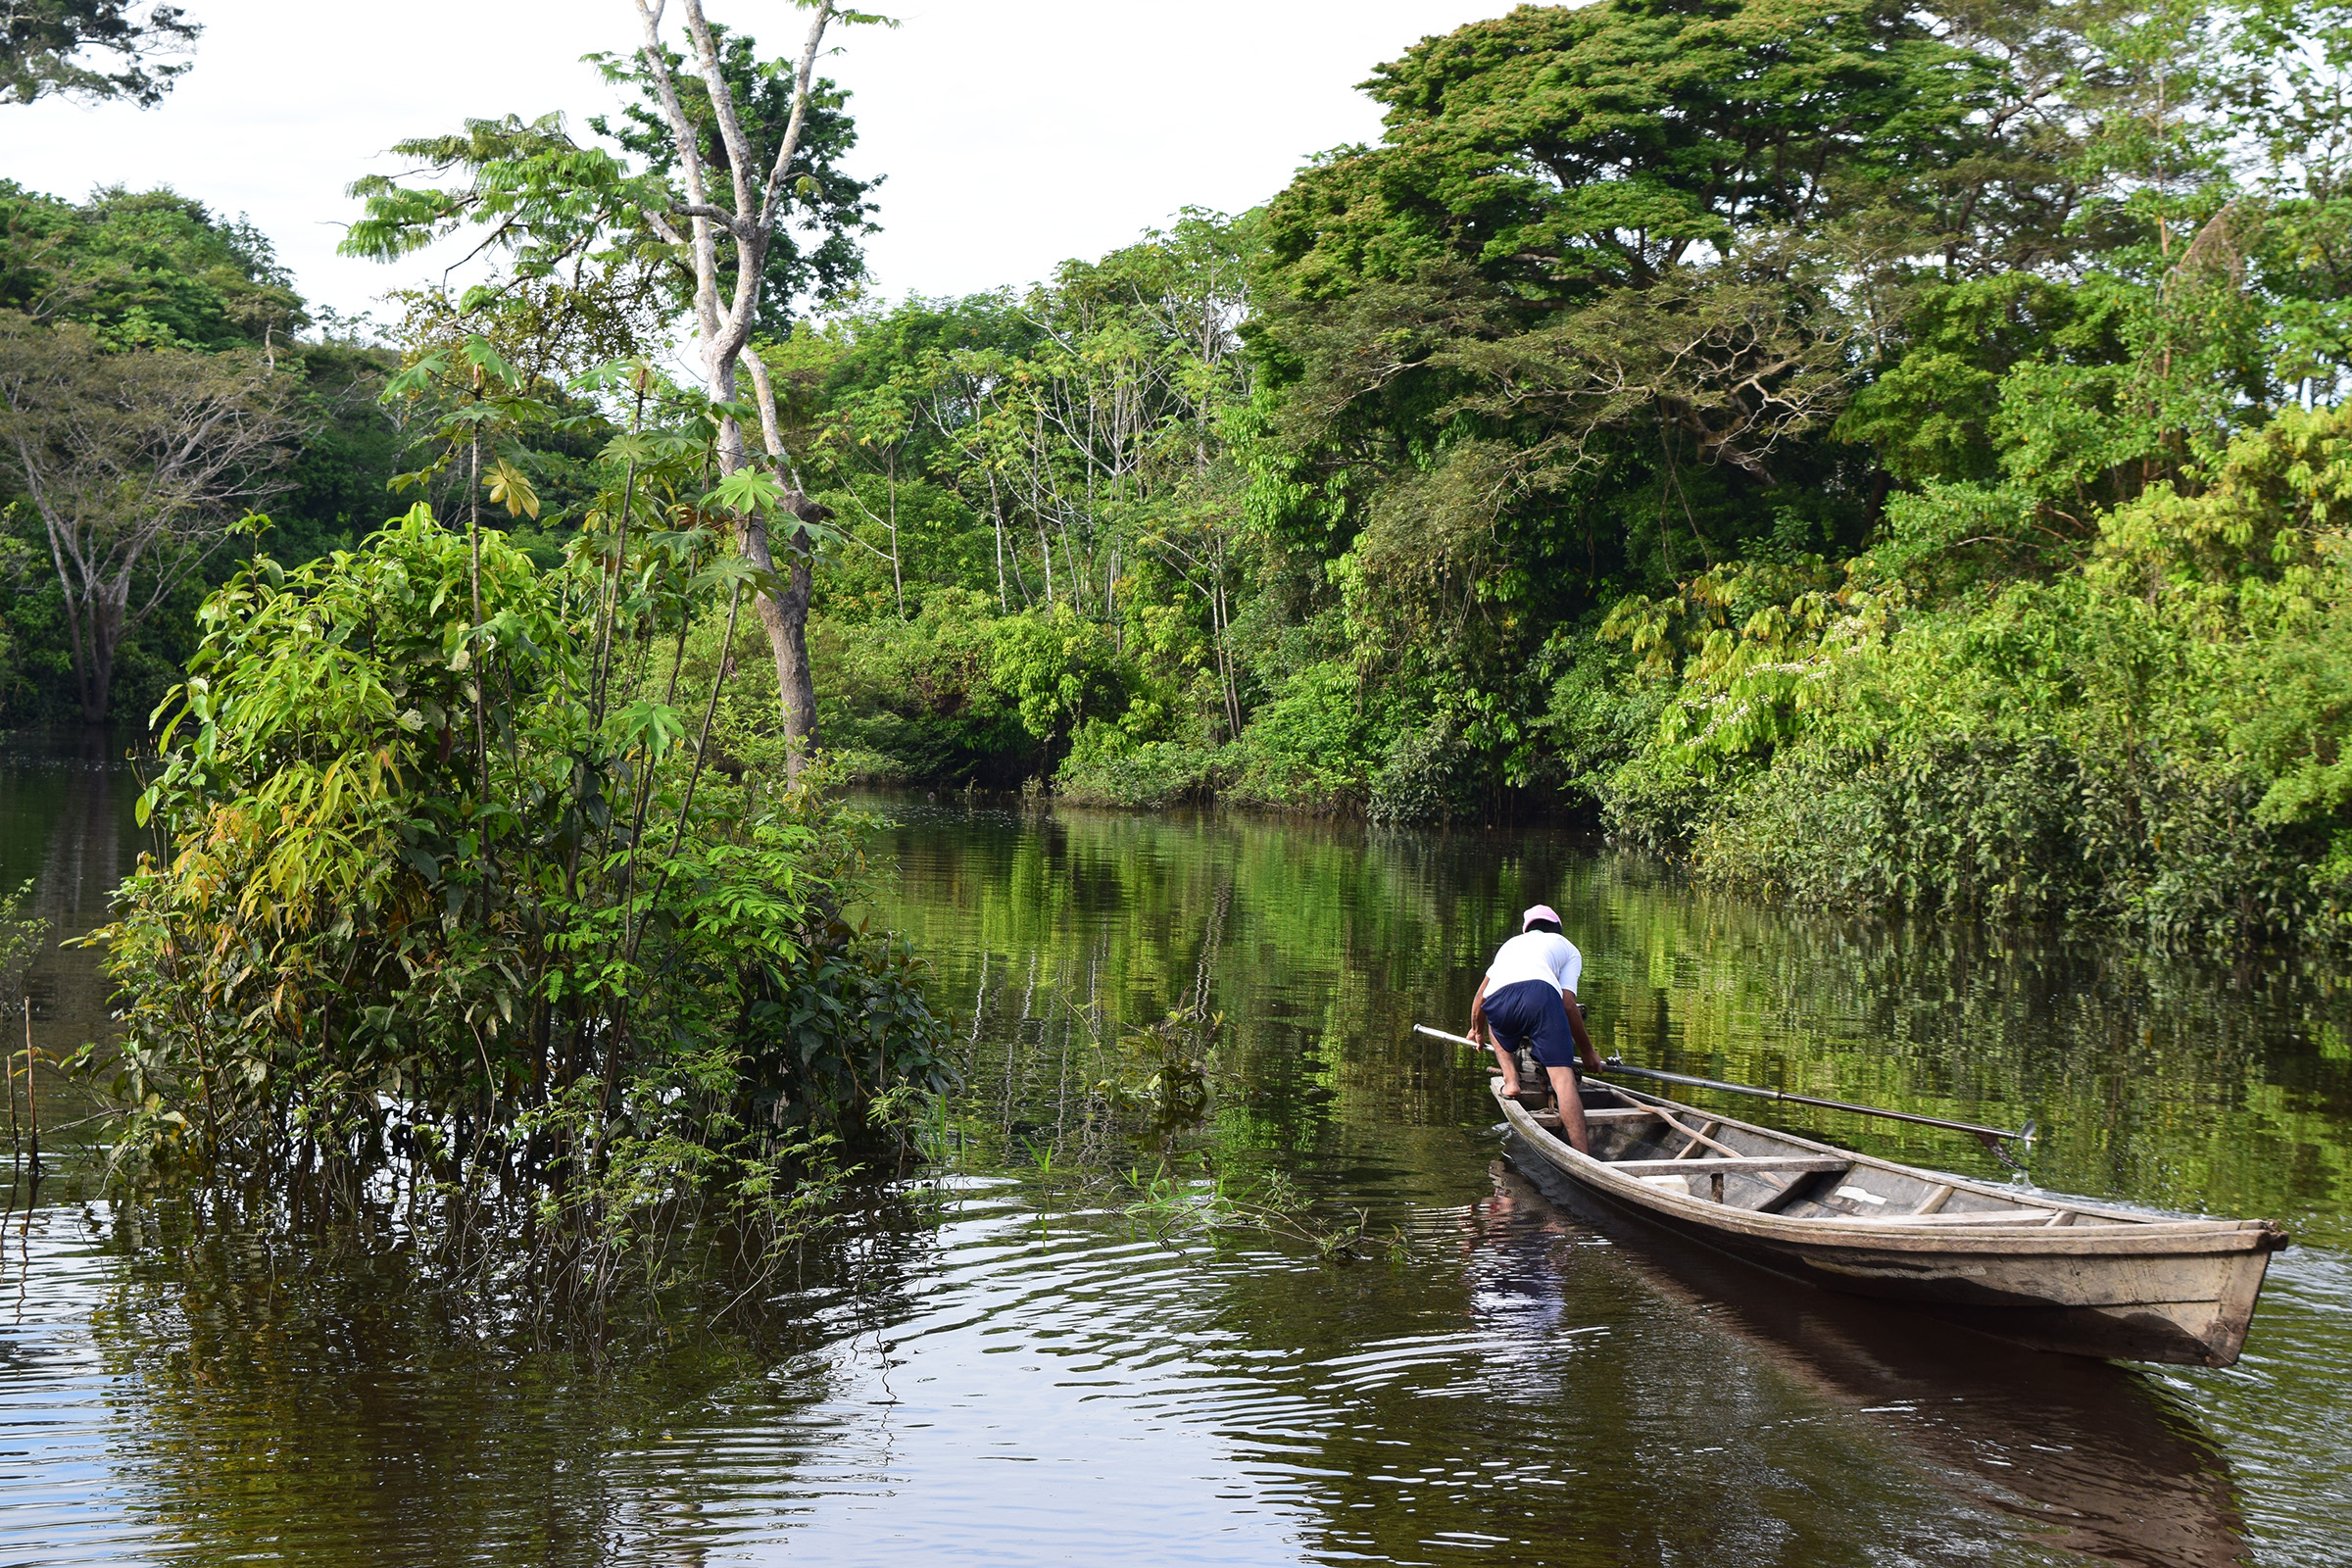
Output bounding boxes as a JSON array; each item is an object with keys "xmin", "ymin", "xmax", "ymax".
[
  {"xmin": 0, "ymin": 312, "xmax": 299, "ymax": 720},
  {"xmin": 619, "ymin": 0, "xmax": 868, "ymax": 779},
  {"xmin": 1, "ymin": 0, "xmax": 200, "ymax": 107}
]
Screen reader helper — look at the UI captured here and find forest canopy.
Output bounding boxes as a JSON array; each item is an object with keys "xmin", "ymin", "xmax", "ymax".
[
  {"xmin": 9, "ymin": 0, "xmax": 2352, "ymax": 956},
  {"xmin": 756, "ymin": 0, "xmax": 2352, "ymax": 947}
]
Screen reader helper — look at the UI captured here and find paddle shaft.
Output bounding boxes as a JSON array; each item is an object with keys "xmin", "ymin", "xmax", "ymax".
[{"xmin": 1413, "ymin": 1024, "xmax": 2034, "ymax": 1144}]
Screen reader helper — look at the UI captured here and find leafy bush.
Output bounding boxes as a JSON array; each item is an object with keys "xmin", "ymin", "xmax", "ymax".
[
  {"xmin": 1225, "ymin": 660, "xmax": 1387, "ymax": 810},
  {"xmin": 1052, "ymin": 719, "xmax": 1216, "ymax": 808},
  {"xmin": 988, "ymin": 603, "xmax": 1128, "ymax": 754},
  {"xmin": 92, "ymin": 505, "xmax": 955, "ymax": 1297}
]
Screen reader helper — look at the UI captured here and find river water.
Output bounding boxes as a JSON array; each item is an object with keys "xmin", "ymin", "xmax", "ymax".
[{"xmin": 0, "ymin": 737, "xmax": 2346, "ymax": 1567}]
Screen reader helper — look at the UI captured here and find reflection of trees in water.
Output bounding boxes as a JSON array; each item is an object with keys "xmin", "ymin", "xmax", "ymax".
[
  {"xmin": 80, "ymin": 1188, "xmax": 949, "ymax": 1566},
  {"xmin": 869, "ymin": 797, "xmax": 2351, "ymax": 1244},
  {"xmin": 41, "ymin": 781, "xmax": 2336, "ymax": 1566},
  {"xmin": 0, "ymin": 732, "xmax": 141, "ymax": 1136},
  {"xmin": 1122, "ymin": 1162, "xmax": 2033, "ymax": 1567},
  {"xmin": 1129, "ymin": 1152, "xmax": 2252, "ymax": 1568}
]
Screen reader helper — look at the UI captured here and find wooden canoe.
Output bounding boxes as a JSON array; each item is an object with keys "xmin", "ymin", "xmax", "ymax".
[{"xmin": 1494, "ymin": 1075, "xmax": 2290, "ymax": 1367}]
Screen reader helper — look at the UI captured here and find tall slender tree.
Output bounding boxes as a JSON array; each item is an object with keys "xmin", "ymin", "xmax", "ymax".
[
  {"xmin": 0, "ymin": 313, "xmax": 299, "ymax": 721},
  {"xmin": 343, "ymin": 0, "xmax": 878, "ymax": 777},
  {"xmin": 622, "ymin": 0, "xmax": 861, "ymax": 777}
]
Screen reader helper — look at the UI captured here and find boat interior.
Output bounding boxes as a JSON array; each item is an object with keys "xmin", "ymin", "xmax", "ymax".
[{"xmin": 1512, "ymin": 1079, "xmax": 2144, "ymax": 1228}]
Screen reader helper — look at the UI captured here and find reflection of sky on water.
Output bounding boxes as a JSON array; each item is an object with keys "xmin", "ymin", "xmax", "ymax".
[{"xmin": 0, "ymin": 756, "xmax": 2341, "ymax": 1564}]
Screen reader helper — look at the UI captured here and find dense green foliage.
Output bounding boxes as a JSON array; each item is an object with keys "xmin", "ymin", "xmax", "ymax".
[
  {"xmin": 98, "ymin": 470, "xmax": 952, "ymax": 1291},
  {"xmin": 0, "ymin": 181, "xmax": 302, "ymax": 349},
  {"xmin": 737, "ymin": 0, "xmax": 2352, "ymax": 947},
  {"xmin": 17, "ymin": 0, "xmax": 2352, "ymax": 954},
  {"xmin": 0, "ymin": 184, "xmax": 404, "ymax": 723},
  {"xmin": 1609, "ymin": 407, "xmax": 2352, "ymax": 938}
]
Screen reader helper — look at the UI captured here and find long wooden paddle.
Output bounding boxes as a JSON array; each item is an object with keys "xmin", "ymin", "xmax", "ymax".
[{"xmin": 1413, "ymin": 1024, "xmax": 2036, "ymax": 1152}]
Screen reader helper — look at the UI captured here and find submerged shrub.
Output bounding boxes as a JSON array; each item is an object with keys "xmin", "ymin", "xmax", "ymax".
[
  {"xmin": 91, "ymin": 506, "xmax": 955, "ymax": 1299},
  {"xmin": 1052, "ymin": 719, "xmax": 1215, "ymax": 808}
]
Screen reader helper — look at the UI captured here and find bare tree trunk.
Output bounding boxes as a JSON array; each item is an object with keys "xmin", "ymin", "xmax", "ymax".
[
  {"xmin": 81, "ymin": 591, "xmax": 122, "ymax": 724},
  {"xmin": 630, "ymin": 0, "xmax": 838, "ymax": 778},
  {"xmin": 886, "ymin": 455, "xmax": 904, "ymax": 619},
  {"xmin": 768, "ymin": 551, "xmax": 820, "ymax": 778},
  {"xmin": 737, "ymin": 492, "xmax": 826, "ymax": 779},
  {"xmin": 738, "ymin": 351, "xmax": 828, "ymax": 779},
  {"xmin": 986, "ymin": 467, "xmax": 1018, "ymax": 610}
]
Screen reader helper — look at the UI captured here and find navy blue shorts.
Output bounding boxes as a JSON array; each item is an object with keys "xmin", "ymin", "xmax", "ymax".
[{"xmin": 1486, "ymin": 978, "xmax": 1579, "ymax": 1068}]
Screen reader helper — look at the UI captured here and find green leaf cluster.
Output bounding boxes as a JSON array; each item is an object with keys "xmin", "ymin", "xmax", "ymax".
[{"xmin": 89, "ymin": 493, "xmax": 954, "ymax": 1288}]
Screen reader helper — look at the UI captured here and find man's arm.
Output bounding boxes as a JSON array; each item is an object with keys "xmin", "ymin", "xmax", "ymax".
[
  {"xmin": 1468, "ymin": 976, "xmax": 1491, "ymax": 1043},
  {"xmin": 1562, "ymin": 989, "xmax": 1602, "ymax": 1071}
]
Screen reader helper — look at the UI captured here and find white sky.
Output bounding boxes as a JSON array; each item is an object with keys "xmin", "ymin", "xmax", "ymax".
[{"xmin": 0, "ymin": 0, "xmax": 1516, "ymax": 327}]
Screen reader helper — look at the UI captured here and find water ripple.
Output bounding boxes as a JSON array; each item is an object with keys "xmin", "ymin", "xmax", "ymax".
[{"xmin": 0, "ymin": 1156, "xmax": 2344, "ymax": 1567}]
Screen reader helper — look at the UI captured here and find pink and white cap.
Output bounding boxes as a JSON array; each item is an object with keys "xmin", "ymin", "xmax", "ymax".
[{"xmin": 1521, "ymin": 904, "xmax": 1561, "ymax": 931}]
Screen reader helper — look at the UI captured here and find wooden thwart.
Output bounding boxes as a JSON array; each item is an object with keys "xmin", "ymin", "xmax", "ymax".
[
  {"xmin": 1648, "ymin": 1105, "xmax": 1740, "ymax": 1159},
  {"xmin": 1606, "ymin": 1154, "xmax": 1852, "ymax": 1176}
]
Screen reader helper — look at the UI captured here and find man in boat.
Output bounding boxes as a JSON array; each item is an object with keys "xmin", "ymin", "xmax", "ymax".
[{"xmin": 1468, "ymin": 905, "xmax": 1605, "ymax": 1152}]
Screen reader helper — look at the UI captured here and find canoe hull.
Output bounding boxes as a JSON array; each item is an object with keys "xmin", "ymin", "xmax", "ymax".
[
  {"xmin": 1561, "ymin": 1168, "xmax": 2274, "ymax": 1364},
  {"xmin": 1498, "ymin": 1084, "xmax": 2286, "ymax": 1367}
]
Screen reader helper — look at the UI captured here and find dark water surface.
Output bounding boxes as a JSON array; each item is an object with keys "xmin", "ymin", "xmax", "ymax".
[{"xmin": 0, "ymin": 742, "xmax": 2346, "ymax": 1566}]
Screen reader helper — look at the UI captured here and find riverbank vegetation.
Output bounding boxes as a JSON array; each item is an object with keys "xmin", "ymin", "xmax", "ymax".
[
  {"xmin": 768, "ymin": 0, "xmax": 2352, "ymax": 949},
  {"xmin": 94, "ymin": 495, "xmax": 951, "ymax": 1304},
  {"xmin": 6, "ymin": 0, "xmax": 2352, "ymax": 1026},
  {"xmin": 0, "ymin": 1, "xmax": 965, "ymax": 1309}
]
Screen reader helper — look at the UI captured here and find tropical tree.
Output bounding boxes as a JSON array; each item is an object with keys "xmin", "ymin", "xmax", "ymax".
[
  {"xmin": 0, "ymin": 312, "xmax": 300, "ymax": 721},
  {"xmin": 343, "ymin": 0, "xmax": 882, "ymax": 778}
]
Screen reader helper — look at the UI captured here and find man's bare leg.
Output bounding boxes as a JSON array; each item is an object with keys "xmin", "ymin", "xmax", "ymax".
[
  {"xmin": 1546, "ymin": 1063, "xmax": 1590, "ymax": 1153},
  {"xmin": 1488, "ymin": 1040, "xmax": 1522, "ymax": 1097}
]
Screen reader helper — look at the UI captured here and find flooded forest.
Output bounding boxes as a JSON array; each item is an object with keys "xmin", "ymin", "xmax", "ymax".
[{"xmin": 2, "ymin": 0, "xmax": 2350, "ymax": 1564}]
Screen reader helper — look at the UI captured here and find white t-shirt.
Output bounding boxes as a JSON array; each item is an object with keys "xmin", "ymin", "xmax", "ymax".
[{"xmin": 1485, "ymin": 931, "xmax": 1583, "ymax": 996}]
